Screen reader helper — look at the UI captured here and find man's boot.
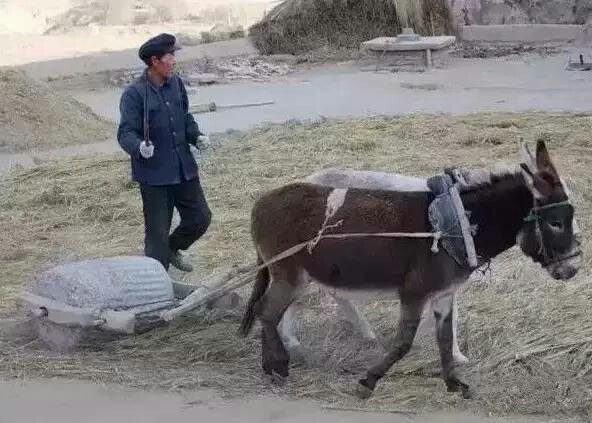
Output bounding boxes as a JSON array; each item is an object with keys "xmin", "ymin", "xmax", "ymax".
[{"xmin": 169, "ymin": 250, "xmax": 194, "ymax": 272}]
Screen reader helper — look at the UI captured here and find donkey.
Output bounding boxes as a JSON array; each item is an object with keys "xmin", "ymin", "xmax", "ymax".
[
  {"xmin": 277, "ymin": 168, "xmax": 469, "ymax": 365},
  {"xmin": 240, "ymin": 140, "xmax": 582, "ymax": 398}
]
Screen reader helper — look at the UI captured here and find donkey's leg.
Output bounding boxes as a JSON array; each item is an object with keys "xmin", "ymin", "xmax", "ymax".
[
  {"xmin": 357, "ymin": 298, "xmax": 425, "ymax": 397},
  {"xmin": 330, "ymin": 291, "xmax": 377, "ymax": 342},
  {"xmin": 451, "ymin": 294, "xmax": 469, "ymax": 364},
  {"xmin": 423, "ymin": 293, "xmax": 468, "ymax": 365},
  {"xmin": 432, "ymin": 292, "xmax": 472, "ymax": 399},
  {"xmin": 279, "ymin": 302, "xmax": 301, "ymax": 351},
  {"xmin": 258, "ymin": 269, "xmax": 301, "ymax": 378}
]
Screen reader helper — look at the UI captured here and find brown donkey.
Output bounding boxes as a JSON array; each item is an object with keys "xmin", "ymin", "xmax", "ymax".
[{"xmin": 239, "ymin": 140, "xmax": 582, "ymax": 398}]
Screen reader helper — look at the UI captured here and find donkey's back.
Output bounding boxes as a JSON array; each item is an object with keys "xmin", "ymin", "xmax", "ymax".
[
  {"xmin": 305, "ymin": 168, "xmax": 428, "ymax": 191},
  {"xmin": 251, "ymin": 182, "xmax": 438, "ymax": 291}
]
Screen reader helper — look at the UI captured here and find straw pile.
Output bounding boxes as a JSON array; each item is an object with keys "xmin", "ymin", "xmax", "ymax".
[
  {"xmin": 249, "ymin": 0, "xmax": 455, "ymax": 55},
  {"xmin": 0, "ymin": 69, "xmax": 114, "ymax": 153},
  {"xmin": 1, "ymin": 112, "xmax": 591, "ymax": 418}
]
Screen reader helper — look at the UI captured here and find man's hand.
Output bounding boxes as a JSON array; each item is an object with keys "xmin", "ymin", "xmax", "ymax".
[
  {"xmin": 197, "ymin": 134, "xmax": 210, "ymax": 147},
  {"xmin": 139, "ymin": 140, "xmax": 154, "ymax": 159}
]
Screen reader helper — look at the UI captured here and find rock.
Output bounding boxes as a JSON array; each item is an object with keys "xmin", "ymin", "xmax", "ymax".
[
  {"xmin": 185, "ymin": 73, "xmax": 221, "ymax": 86},
  {"xmin": 176, "ymin": 32, "xmax": 202, "ymax": 47}
]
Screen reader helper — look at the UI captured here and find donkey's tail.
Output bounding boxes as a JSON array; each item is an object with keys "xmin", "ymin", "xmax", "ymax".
[{"xmin": 239, "ymin": 253, "xmax": 270, "ymax": 337}]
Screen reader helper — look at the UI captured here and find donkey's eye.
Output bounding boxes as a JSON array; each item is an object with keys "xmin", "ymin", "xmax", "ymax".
[{"xmin": 549, "ymin": 221, "xmax": 563, "ymax": 230}]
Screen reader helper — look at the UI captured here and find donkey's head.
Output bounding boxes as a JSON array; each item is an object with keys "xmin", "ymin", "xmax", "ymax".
[{"xmin": 517, "ymin": 140, "xmax": 582, "ymax": 280}]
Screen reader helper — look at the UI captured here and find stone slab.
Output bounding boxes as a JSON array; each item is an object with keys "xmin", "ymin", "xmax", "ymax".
[{"xmin": 361, "ymin": 36, "xmax": 456, "ymax": 52}]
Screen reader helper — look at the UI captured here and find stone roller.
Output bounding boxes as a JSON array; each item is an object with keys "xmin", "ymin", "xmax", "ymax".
[{"xmin": 19, "ymin": 256, "xmax": 245, "ymax": 351}]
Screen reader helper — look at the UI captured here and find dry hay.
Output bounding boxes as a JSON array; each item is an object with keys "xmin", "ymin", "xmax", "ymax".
[
  {"xmin": 249, "ymin": 0, "xmax": 455, "ymax": 55},
  {"xmin": 1, "ymin": 112, "xmax": 592, "ymax": 418},
  {"xmin": 0, "ymin": 69, "xmax": 114, "ymax": 153}
]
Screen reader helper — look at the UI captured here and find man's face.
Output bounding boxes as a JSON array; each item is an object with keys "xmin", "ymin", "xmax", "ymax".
[{"xmin": 150, "ymin": 52, "xmax": 176, "ymax": 79}]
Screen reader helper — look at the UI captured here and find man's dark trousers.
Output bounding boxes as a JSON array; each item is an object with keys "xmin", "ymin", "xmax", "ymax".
[{"xmin": 140, "ymin": 175, "xmax": 211, "ymax": 270}]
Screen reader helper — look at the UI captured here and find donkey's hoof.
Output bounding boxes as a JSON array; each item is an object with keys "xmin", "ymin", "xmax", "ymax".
[
  {"xmin": 263, "ymin": 359, "xmax": 289, "ymax": 379},
  {"xmin": 353, "ymin": 382, "xmax": 374, "ymax": 400},
  {"xmin": 288, "ymin": 345, "xmax": 308, "ymax": 365},
  {"xmin": 445, "ymin": 373, "xmax": 472, "ymax": 399},
  {"xmin": 460, "ymin": 386, "xmax": 474, "ymax": 400},
  {"xmin": 265, "ymin": 373, "xmax": 288, "ymax": 388},
  {"xmin": 271, "ymin": 371, "xmax": 287, "ymax": 387},
  {"xmin": 265, "ymin": 371, "xmax": 288, "ymax": 387},
  {"xmin": 449, "ymin": 383, "xmax": 473, "ymax": 400}
]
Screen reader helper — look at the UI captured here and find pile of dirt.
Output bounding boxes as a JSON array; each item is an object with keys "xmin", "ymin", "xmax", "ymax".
[
  {"xmin": 249, "ymin": 0, "xmax": 455, "ymax": 55},
  {"xmin": 44, "ymin": 0, "xmax": 189, "ymax": 34},
  {"xmin": 44, "ymin": 1, "xmax": 109, "ymax": 34},
  {"xmin": 0, "ymin": 69, "xmax": 114, "ymax": 153}
]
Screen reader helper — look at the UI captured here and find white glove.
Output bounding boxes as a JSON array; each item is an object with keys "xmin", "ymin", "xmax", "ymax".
[
  {"xmin": 139, "ymin": 140, "xmax": 154, "ymax": 159},
  {"xmin": 197, "ymin": 134, "xmax": 210, "ymax": 146}
]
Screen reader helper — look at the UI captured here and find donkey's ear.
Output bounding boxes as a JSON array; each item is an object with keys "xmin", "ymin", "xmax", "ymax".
[
  {"xmin": 532, "ymin": 171, "xmax": 556, "ymax": 198},
  {"xmin": 535, "ymin": 138, "xmax": 559, "ymax": 178},
  {"xmin": 520, "ymin": 163, "xmax": 543, "ymax": 199},
  {"xmin": 520, "ymin": 140, "xmax": 536, "ymax": 173}
]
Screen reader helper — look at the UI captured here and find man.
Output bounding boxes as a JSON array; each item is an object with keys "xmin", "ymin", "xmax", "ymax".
[{"xmin": 117, "ymin": 33, "xmax": 211, "ymax": 272}]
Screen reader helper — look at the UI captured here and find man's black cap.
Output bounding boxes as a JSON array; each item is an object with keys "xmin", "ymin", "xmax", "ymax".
[{"xmin": 138, "ymin": 33, "xmax": 181, "ymax": 64}]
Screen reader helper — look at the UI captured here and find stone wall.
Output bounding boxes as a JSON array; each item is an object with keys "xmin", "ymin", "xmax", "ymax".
[{"xmin": 447, "ymin": 0, "xmax": 592, "ymax": 26}]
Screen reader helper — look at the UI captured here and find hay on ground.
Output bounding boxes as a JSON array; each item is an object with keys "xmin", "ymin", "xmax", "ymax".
[
  {"xmin": 0, "ymin": 69, "xmax": 114, "ymax": 153},
  {"xmin": 249, "ymin": 0, "xmax": 455, "ymax": 55},
  {"xmin": 0, "ymin": 112, "xmax": 591, "ymax": 418}
]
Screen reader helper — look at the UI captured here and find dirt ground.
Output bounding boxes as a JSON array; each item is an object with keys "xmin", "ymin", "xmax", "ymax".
[
  {"xmin": 69, "ymin": 51, "xmax": 592, "ymax": 131},
  {"xmin": 0, "ymin": 379, "xmax": 576, "ymax": 423}
]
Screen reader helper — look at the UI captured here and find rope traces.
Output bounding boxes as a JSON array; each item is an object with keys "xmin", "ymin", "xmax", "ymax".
[{"xmin": 259, "ymin": 188, "xmax": 445, "ymax": 271}]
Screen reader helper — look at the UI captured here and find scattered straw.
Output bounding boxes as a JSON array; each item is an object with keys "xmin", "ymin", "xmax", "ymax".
[{"xmin": 1, "ymin": 112, "xmax": 591, "ymax": 418}]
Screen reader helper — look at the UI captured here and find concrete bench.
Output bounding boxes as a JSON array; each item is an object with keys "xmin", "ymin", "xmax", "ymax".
[{"xmin": 361, "ymin": 36, "xmax": 457, "ymax": 69}]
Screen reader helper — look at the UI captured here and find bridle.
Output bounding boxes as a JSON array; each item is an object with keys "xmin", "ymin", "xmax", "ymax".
[{"xmin": 523, "ymin": 200, "xmax": 581, "ymax": 268}]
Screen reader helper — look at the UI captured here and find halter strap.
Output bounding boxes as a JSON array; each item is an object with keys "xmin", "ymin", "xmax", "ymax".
[{"xmin": 524, "ymin": 200, "xmax": 572, "ymax": 223}]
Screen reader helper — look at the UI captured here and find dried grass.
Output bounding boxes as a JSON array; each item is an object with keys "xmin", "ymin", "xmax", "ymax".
[
  {"xmin": 0, "ymin": 69, "xmax": 114, "ymax": 153},
  {"xmin": 249, "ymin": 0, "xmax": 454, "ymax": 55},
  {"xmin": 1, "ymin": 112, "xmax": 591, "ymax": 418}
]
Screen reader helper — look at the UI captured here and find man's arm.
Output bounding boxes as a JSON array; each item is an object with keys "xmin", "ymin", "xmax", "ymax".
[
  {"xmin": 178, "ymin": 77, "xmax": 202, "ymax": 146},
  {"xmin": 117, "ymin": 87, "xmax": 143, "ymax": 157}
]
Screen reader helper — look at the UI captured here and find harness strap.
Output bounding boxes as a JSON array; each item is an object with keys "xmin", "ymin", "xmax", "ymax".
[
  {"xmin": 449, "ymin": 185, "xmax": 478, "ymax": 268},
  {"xmin": 257, "ymin": 231, "xmax": 443, "ymax": 272}
]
